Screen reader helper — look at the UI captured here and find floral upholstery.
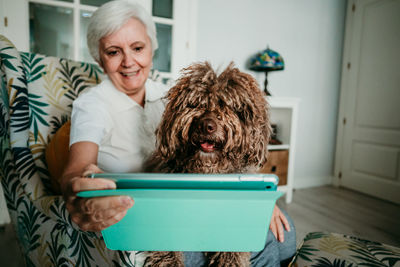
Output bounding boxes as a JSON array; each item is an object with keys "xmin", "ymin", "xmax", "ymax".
[
  {"xmin": 290, "ymin": 232, "xmax": 400, "ymax": 267},
  {"xmin": 0, "ymin": 34, "xmax": 167, "ymax": 267}
]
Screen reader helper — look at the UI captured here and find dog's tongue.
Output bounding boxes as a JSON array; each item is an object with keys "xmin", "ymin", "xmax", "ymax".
[{"xmin": 200, "ymin": 142, "xmax": 215, "ymax": 152}]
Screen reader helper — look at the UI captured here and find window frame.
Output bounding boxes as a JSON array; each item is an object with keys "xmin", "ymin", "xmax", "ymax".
[{"xmin": 1, "ymin": 0, "xmax": 196, "ymax": 79}]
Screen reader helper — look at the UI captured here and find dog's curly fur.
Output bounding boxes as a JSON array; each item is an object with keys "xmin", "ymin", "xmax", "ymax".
[{"xmin": 144, "ymin": 62, "xmax": 271, "ymax": 267}]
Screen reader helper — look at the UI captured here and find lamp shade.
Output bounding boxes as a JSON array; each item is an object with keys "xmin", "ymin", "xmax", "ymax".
[{"xmin": 249, "ymin": 47, "xmax": 284, "ymax": 72}]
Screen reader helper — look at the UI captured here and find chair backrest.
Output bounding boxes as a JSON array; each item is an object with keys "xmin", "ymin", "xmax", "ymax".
[
  {"xmin": 0, "ymin": 34, "xmax": 105, "ymax": 201},
  {"xmin": 1, "ymin": 34, "xmax": 174, "ymax": 266}
]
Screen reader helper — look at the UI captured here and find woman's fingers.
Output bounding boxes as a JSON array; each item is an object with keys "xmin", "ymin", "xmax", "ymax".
[
  {"xmin": 270, "ymin": 218, "xmax": 278, "ymax": 240},
  {"xmin": 80, "ymin": 195, "xmax": 133, "ymax": 214},
  {"xmin": 269, "ymin": 205, "xmax": 290, "ymax": 243},
  {"xmin": 275, "ymin": 215, "xmax": 285, "ymax": 242},
  {"xmin": 63, "ymin": 177, "xmax": 116, "ymax": 203},
  {"xmin": 62, "ymin": 163, "xmax": 131, "ymax": 232},
  {"xmin": 82, "ymin": 163, "xmax": 104, "ymax": 177},
  {"xmin": 80, "ymin": 209, "xmax": 129, "ymax": 232},
  {"xmin": 279, "ymin": 209, "xmax": 291, "ymax": 232},
  {"xmin": 70, "ymin": 195, "xmax": 134, "ymax": 231},
  {"xmin": 70, "ymin": 177, "xmax": 116, "ymax": 193}
]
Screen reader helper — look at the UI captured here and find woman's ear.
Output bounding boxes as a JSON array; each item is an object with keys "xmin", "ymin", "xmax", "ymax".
[{"xmin": 97, "ymin": 59, "xmax": 105, "ymax": 72}]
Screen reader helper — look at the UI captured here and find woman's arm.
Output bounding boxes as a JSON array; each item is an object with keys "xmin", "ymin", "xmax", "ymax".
[{"xmin": 61, "ymin": 141, "xmax": 134, "ymax": 232}]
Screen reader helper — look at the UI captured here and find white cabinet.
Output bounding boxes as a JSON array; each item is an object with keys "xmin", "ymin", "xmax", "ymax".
[{"xmin": 267, "ymin": 97, "xmax": 300, "ymax": 203}]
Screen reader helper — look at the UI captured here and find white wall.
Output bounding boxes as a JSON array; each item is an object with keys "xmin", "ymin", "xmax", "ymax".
[{"xmin": 195, "ymin": 0, "xmax": 347, "ymax": 188}]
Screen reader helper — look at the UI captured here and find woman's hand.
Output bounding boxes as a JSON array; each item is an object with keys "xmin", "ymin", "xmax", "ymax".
[
  {"xmin": 269, "ymin": 205, "xmax": 291, "ymax": 242},
  {"xmin": 63, "ymin": 163, "xmax": 134, "ymax": 232}
]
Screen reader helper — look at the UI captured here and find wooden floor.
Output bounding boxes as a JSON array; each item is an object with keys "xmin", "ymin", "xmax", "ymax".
[
  {"xmin": 1, "ymin": 185, "xmax": 399, "ymax": 266},
  {"xmin": 277, "ymin": 185, "xmax": 400, "ymax": 247}
]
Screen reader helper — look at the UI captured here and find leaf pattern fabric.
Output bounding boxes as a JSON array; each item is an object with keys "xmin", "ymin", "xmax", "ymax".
[
  {"xmin": 290, "ymin": 232, "xmax": 400, "ymax": 267},
  {"xmin": 0, "ymin": 34, "xmax": 171, "ymax": 267}
]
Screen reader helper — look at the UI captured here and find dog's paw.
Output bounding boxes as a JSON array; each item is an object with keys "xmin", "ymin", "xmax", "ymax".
[
  {"xmin": 143, "ymin": 251, "xmax": 184, "ymax": 267},
  {"xmin": 205, "ymin": 252, "xmax": 251, "ymax": 267}
]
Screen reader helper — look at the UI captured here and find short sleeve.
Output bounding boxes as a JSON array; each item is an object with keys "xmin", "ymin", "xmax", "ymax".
[{"xmin": 69, "ymin": 93, "xmax": 111, "ymax": 147}]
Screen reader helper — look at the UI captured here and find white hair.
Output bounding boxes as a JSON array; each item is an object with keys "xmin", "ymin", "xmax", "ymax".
[{"xmin": 87, "ymin": 0, "xmax": 158, "ymax": 62}]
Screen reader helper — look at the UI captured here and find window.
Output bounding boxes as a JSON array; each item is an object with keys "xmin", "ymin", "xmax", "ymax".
[{"xmin": 2, "ymin": 0, "xmax": 195, "ymax": 78}]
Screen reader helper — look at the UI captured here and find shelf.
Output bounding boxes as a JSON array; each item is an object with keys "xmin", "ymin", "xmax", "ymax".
[
  {"xmin": 267, "ymin": 96, "xmax": 301, "ymax": 108},
  {"xmin": 268, "ymin": 144, "xmax": 290, "ymax": 151}
]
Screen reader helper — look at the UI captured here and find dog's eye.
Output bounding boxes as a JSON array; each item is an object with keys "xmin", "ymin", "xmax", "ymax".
[
  {"xmin": 187, "ymin": 102, "xmax": 198, "ymax": 108},
  {"xmin": 237, "ymin": 112, "xmax": 245, "ymax": 122}
]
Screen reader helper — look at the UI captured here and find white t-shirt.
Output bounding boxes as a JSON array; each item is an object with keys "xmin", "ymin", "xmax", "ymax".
[{"xmin": 70, "ymin": 78, "xmax": 168, "ymax": 172}]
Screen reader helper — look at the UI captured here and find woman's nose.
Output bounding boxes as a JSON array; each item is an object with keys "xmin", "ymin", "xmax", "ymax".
[{"xmin": 122, "ymin": 52, "xmax": 135, "ymax": 68}]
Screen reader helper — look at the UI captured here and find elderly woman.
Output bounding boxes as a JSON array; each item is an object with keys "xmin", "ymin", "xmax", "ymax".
[
  {"xmin": 61, "ymin": 1, "xmax": 295, "ymax": 266},
  {"xmin": 61, "ymin": 0, "xmax": 166, "ymax": 232}
]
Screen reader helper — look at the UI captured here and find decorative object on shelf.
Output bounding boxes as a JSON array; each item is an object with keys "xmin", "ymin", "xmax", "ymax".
[
  {"xmin": 249, "ymin": 47, "xmax": 285, "ymax": 96},
  {"xmin": 269, "ymin": 123, "xmax": 282, "ymax": 145}
]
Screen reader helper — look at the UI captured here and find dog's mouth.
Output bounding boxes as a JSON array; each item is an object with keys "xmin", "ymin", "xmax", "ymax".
[
  {"xmin": 189, "ymin": 116, "xmax": 225, "ymax": 154},
  {"xmin": 197, "ymin": 139, "xmax": 223, "ymax": 153},
  {"xmin": 200, "ymin": 141, "xmax": 216, "ymax": 153}
]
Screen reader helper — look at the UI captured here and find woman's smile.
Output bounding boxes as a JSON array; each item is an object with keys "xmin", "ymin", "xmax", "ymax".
[{"xmin": 120, "ymin": 70, "xmax": 139, "ymax": 77}]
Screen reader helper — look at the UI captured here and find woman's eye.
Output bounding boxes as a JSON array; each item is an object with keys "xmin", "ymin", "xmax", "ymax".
[
  {"xmin": 134, "ymin": 46, "xmax": 143, "ymax": 52},
  {"xmin": 107, "ymin": 50, "xmax": 118, "ymax": 56}
]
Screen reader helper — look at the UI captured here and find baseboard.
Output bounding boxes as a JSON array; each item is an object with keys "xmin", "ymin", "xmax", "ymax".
[{"xmin": 294, "ymin": 175, "xmax": 333, "ymax": 189}]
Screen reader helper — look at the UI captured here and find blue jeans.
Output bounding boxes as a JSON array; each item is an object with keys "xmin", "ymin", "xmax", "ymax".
[{"xmin": 183, "ymin": 209, "xmax": 296, "ymax": 267}]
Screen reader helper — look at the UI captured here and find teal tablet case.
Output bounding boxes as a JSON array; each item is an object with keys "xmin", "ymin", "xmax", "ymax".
[
  {"xmin": 89, "ymin": 173, "xmax": 279, "ymax": 191},
  {"xmin": 78, "ymin": 175, "xmax": 283, "ymax": 252}
]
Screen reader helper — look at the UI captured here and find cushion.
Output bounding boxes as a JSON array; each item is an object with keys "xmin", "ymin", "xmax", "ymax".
[
  {"xmin": 290, "ymin": 232, "xmax": 400, "ymax": 266},
  {"xmin": 45, "ymin": 121, "xmax": 71, "ymax": 194}
]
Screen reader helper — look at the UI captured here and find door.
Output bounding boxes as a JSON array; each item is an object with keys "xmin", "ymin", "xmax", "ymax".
[{"xmin": 335, "ymin": 0, "xmax": 400, "ymax": 204}]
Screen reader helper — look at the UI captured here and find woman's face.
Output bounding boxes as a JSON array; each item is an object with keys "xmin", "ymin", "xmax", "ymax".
[{"xmin": 98, "ymin": 18, "xmax": 152, "ymax": 102}]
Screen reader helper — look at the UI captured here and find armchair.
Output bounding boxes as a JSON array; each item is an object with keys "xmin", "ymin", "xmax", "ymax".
[{"xmin": 0, "ymin": 35, "xmax": 151, "ymax": 266}]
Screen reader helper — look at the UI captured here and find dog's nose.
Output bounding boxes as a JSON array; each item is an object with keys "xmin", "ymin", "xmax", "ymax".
[{"xmin": 201, "ymin": 118, "xmax": 217, "ymax": 134}]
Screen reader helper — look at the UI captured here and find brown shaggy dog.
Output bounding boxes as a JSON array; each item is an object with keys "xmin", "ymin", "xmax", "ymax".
[{"xmin": 144, "ymin": 62, "xmax": 271, "ymax": 267}]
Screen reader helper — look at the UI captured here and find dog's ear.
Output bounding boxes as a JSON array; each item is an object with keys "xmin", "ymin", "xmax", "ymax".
[
  {"xmin": 155, "ymin": 102, "xmax": 178, "ymax": 160},
  {"xmin": 218, "ymin": 63, "xmax": 271, "ymax": 169},
  {"xmin": 241, "ymin": 78, "xmax": 271, "ymax": 169}
]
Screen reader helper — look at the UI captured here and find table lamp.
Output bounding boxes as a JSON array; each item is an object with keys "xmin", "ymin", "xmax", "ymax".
[{"xmin": 249, "ymin": 47, "xmax": 284, "ymax": 96}]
